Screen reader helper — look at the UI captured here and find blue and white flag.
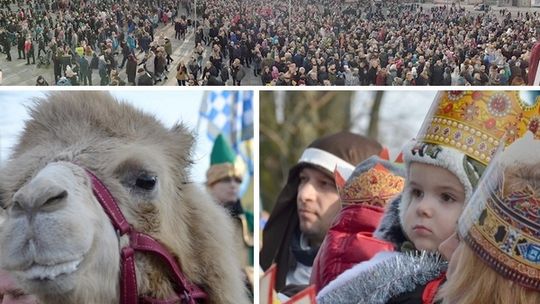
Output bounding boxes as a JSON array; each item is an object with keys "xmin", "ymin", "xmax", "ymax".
[
  {"xmin": 199, "ymin": 90, "xmax": 254, "ymax": 178},
  {"xmin": 199, "ymin": 91, "xmax": 236, "ymax": 142}
]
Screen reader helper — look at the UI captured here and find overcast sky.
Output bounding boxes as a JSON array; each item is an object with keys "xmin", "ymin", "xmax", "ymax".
[
  {"xmin": 1, "ymin": 90, "xmax": 438, "ymax": 180},
  {"xmin": 352, "ymin": 90, "xmax": 436, "ymax": 157},
  {"xmin": 0, "ymin": 90, "xmax": 216, "ymax": 183}
]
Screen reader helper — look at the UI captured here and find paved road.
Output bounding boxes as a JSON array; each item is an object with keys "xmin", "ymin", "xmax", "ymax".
[
  {"xmin": 0, "ymin": 22, "xmax": 259, "ymax": 86},
  {"xmin": 0, "ymin": 4, "xmax": 260, "ymax": 86}
]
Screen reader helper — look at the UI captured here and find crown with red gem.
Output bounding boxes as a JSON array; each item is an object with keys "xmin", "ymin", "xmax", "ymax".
[
  {"xmin": 335, "ymin": 154, "xmax": 405, "ymax": 208},
  {"xmin": 399, "ymin": 91, "xmax": 540, "ymax": 228},
  {"xmin": 418, "ymin": 91, "xmax": 540, "ymax": 165}
]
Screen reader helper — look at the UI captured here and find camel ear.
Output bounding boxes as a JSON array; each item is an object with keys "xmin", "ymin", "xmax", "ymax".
[
  {"xmin": 170, "ymin": 123, "xmax": 195, "ymax": 146},
  {"xmin": 169, "ymin": 123, "xmax": 196, "ymax": 167}
]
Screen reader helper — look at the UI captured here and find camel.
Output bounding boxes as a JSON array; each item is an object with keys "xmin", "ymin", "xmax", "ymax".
[{"xmin": 0, "ymin": 92, "xmax": 250, "ymax": 304}]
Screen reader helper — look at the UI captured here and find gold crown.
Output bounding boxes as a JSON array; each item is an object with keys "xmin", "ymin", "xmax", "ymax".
[
  {"xmin": 419, "ymin": 91, "xmax": 540, "ymax": 165},
  {"xmin": 206, "ymin": 160, "xmax": 244, "ymax": 185},
  {"xmin": 336, "ymin": 163, "xmax": 405, "ymax": 208},
  {"xmin": 460, "ymin": 161, "xmax": 540, "ymax": 290}
]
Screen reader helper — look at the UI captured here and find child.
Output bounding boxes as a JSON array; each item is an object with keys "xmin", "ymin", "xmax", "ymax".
[
  {"xmin": 317, "ymin": 91, "xmax": 533, "ymax": 304},
  {"xmin": 437, "ymin": 131, "xmax": 540, "ymax": 304},
  {"xmin": 310, "ymin": 152, "xmax": 406, "ymax": 292},
  {"xmin": 261, "ymin": 131, "xmax": 383, "ymax": 296}
]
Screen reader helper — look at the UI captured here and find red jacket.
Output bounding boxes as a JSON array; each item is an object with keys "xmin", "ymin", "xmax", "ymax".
[
  {"xmin": 310, "ymin": 204, "xmax": 394, "ymax": 292},
  {"xmin": 529, "ymin": 42, "xmax": 540, "ymax": 85},
  {"xmin": 24, "ymin": 40, "xmax": 32, "ymax": 53}
]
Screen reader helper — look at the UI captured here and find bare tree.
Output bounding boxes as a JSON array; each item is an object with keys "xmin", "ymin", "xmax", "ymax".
[
  {"xmin": 367, "ymin": 91, "xmax": 383, "ymax": 139},
  {"xmin": 260, "ymin": 91, "xmax": 356, "ymax": 212}
]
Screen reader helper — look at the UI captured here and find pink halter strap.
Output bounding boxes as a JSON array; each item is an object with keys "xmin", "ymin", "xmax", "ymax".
[{"xmin": 85, "ymin": 168, "xmax": 208, "ymax": 304}]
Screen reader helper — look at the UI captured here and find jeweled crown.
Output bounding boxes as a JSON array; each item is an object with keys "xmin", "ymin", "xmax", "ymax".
[
  {"xmin": 418, "ymin": 91, "xmax": 540, "ymax": 165},
  {"xmin": 458, "ymin": 132, "xmax": 540, "ymax": 290},
  {"xmin": 336, "ymin": 163, "xmax": 404, "ymax": 208}
]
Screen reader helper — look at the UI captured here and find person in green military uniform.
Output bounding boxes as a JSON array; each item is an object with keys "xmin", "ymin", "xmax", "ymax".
[{"xmin": 206, "ymin": 134, "xmax": 254, "ymax": 295}]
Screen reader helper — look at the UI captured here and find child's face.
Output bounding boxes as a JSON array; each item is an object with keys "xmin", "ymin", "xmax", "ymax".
[{"xmin": 403, "ymin": 162, "xmax": 465, "ymax": 251}]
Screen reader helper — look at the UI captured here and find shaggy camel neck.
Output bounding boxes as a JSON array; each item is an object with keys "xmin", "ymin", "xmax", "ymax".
[{"xmin": 85, "ymin": 167, "xmax": 207, "ymax": 304}]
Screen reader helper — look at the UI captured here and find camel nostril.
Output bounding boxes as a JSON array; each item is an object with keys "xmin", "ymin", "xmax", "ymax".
[
  {"xmin": 43, "ymin": 190, "xmax": 68, "ymax": 207},
  {"xmin": 11, "ymin": 200, "xmax": 24, "ymax": 213},
  {"xmin": 43, "ymin": 190, "xmax": 67, "ymax": 206}
]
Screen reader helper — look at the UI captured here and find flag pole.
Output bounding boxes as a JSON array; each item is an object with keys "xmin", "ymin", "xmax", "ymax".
[
  {"xmin": 197, "ymin": 91, "xmax": 209, "ymax": 133},
  {"xmin": 230, "ymin": 91, "xmax": 239, "ymax": 149}
]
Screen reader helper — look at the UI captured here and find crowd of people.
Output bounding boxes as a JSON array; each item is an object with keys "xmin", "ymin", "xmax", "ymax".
[
  {"xmin": 0, "ymin": 0, "xmax": 539, "ymax": 86},
  {"xmin": 0, "ymin": 0, "xmax": 185, "ymax": 86},
  {"xmin": 194, "ymin": 0, "xmax": 539, "ymax": 86}
]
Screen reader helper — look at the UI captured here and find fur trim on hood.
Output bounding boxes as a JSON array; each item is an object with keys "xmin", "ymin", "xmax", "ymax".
[
  {"xmin": 317, "ymin": 251, "xmax": 447, "ymax": 304},
  {"xmin": 374, "ymin": 195, "xmax": 407, "ymax": 249}
]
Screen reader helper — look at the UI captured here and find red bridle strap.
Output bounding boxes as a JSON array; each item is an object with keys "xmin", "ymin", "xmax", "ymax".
[{"xmin": 85, "ymin": 168, "xmax": 207, "ymax": 304}]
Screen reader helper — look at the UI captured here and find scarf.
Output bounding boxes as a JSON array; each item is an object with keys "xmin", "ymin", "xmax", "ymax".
[{"xmin": 290, "ymin": 228, "xmax": 319, "ymax": 267}]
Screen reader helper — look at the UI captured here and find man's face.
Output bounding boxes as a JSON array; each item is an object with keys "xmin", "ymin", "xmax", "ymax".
[
  {"xmin": 209, "ymin": 177, "xmax": 241, "ymax": 206},
  {"xmin": 296, "ymin": 167, "xmax": 340, "ymax": 246},
  {"xmin": 288, "ymin": 63, "xmax": 297, "ymax": 73}
]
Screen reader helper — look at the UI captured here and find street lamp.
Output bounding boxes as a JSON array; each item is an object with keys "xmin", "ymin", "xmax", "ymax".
[{"xmin": 288, "ymin": 0, "xmax": 291, "ymax": 34}]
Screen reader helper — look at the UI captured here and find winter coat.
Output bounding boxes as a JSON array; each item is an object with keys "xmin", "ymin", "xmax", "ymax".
[
  {"xmin": 232, "ymin": 64, "xmax": 245, "ymax": 81},
  {"xmin": 144, "ymin": 52, "xmax": 156, "ymax": 74},
  {"xmin": 261, "ymin": 71, "xmax": 273, "ymax": 85},
  {"xmin": 154, "ymin": 56, "xmax": 166, "ymax": 75},
  {"xmin": 137, "ymin": 71, "xmax": 153, "ymax": 86},
  {"xmin": 310, "ymin": 156, "xmax": 405, "ymax": 293},
  {"xmin": 221, "ymin": 66, "xmax": 230, "ymax": 82},
  {"xmin": 79, "ymin": 56, "xmax": 89, "ymax": 74},
  {"xmin": 127, "ymin": 35, "xmax": 136, "ymax": 51},
  {"xmin": 90, "ymin": 54, "xmax": 99, "ymax": 70},
  {"xmin": 176, "ymin": 64, "xmax": 188, "ymax": 81},
  {"xmin": 310, "ymin": 205, "xmax": 394, "ymax": 293},
  {"xmin": 126, "ymin": 59, "xmax": 138, "ymax": 84},
  {"xmin": 24, "ymin": 40, "xmax": 32, "ymax": 54},
  {"xmin": 164, "ymin": 40, "xmax": 172, "ymax": 55}
]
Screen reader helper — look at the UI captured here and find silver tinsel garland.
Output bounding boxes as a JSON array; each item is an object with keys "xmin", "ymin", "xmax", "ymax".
[{"xmin": 317, "ymin": 251, "xmax": 447, "ymax": 304}]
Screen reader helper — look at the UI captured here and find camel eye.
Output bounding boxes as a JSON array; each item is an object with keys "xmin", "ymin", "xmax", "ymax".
[{"xmin": 135, "ymin": 174, "xmax": 157, "ymax": 191}]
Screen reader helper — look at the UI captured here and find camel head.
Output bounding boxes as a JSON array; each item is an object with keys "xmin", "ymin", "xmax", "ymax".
[{"xmin": 0, "ymin": 92, "xmax": 249, "ymax": 304}]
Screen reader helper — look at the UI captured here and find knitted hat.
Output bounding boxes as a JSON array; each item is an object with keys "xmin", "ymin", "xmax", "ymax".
[
  {"xmin": 399, "ymin": 91, "xmax": 540, "ymax": 226},
  {"xmin": 458, "ymin": 131, "xmax": 540, "ymax": 290},
  {"xmin": 206, "ymin": 134, "xmax": 244, "ymax": 186}
]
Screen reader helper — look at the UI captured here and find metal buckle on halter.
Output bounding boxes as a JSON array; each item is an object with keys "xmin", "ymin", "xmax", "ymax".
[{"xmin": 181, "ymin": 289, "xmax": 192, "ymax": 304}]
